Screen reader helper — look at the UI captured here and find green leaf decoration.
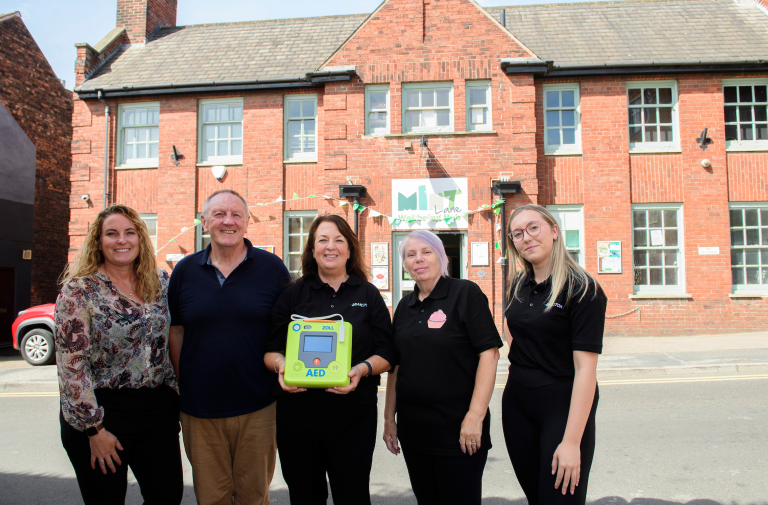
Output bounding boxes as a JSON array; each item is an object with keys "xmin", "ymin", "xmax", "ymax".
[
  {"xmin": 482, "ymin": 204, "xmax": 490, "ymax": 209},
  {"xmin": 494, "ymin": 241, "xmax": 500, "ymax": 249},
  {"xmin": 309, "ymin": 194, "xmax": 316, "ymax": 198},
  {"xmin": 193, "ymin": 219, "xmax": 201, "ymax": 225},
  {"xmin": 353, "ymin": 203, "xmax": 361, "ymax": 211},
  {"xmin": 494, "ymin": 207, "xmax": 501, "ymax": 215},
  {"xmin": 170, "ymin": 239, "xmax": 175, "ymax": 243},
  {"xmin": 292, "ymin": 192, "xmax": 299, "ymax": 200}
]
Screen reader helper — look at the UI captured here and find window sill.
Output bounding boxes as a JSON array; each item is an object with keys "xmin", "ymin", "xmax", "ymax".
[
  {"xmin": 283, "ymin": 159, "xmax": 318, "ymax": 164},
  {"xmin": 729, "ymin": 293, "xmax": 768, "ymax": 298},
  {"xmin": 545, "ymin": 150, "xmax": 582, "ymax": 156},
  {"xmin": 725, "ymin": 146, "xmax": 768, "ymax": 152},
  {"xmin": 628, "ymin": 293, "xmax": 692, "ymax": 299},
  {"xmin": 629, "ymin": 149, "xmax": 682, "ymax": 155},
  {"xmin": 378, "ymin": 130, "xmax": 497, "ymax": 138},
  {"xmin": 197, "ymin": 162, "xmax": 243, "ymax": 167},
  {"xmin": 115, "ymin": 164, "xmax": 159, "ymax": 170}
]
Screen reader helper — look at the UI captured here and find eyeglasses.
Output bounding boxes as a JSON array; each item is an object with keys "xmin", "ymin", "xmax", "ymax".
[{"xmin": 508, "ymin": 222, "xmax": 542, "ymax": 243}]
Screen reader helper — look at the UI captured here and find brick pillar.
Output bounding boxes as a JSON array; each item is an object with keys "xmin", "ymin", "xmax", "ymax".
[{"xmin": 117, "ymin": 0, "xmax": 177, "ymax": 45}]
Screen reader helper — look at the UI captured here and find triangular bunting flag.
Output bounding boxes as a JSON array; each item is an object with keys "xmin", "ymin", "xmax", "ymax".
[
  {"xmin": 193, "ymin": 219, "xmax": 201, "ymax": 225},
  {"xmin": 292, "ymin": 193, "xmax": 299, "ymax": 200}
]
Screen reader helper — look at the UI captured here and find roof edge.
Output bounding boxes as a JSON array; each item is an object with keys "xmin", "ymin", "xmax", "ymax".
[
  {"xmin": 93, "ymin": 27, "xmax": 127, "ymax": 54},
  {"xmin": 466, "ymin": 0, "xmax": 539, "ymax": 59},
  {"xmin": 0, "ymin": 11, "xmax": 21, "ymax": 23},
  {"xmin": 543, "ymin": 60, "xmax": 768, "ymax": 77}
]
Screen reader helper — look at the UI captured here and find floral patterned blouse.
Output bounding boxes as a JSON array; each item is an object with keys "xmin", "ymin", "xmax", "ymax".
[{"xmin": 55, "ymin": 268, "xmax": 177, "ymax": 431}]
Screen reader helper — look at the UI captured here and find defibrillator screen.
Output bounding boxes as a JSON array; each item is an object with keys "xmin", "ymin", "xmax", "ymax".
[{"xmin": 303, "ymin": 335, "xmax": 334, "ymax": 353}]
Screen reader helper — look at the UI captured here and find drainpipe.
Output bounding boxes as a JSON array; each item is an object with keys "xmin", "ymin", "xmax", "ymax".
[
  {"xmin": 353, "ymin": 195, "xmax": 360, "ymax": 236},
  {"xmin": 97, "ymin": 90, "xmax": 110, "ymax": 209},
  {"xmin": 492, "ymin": 180, "xmax": 522, "ymax": 336}
]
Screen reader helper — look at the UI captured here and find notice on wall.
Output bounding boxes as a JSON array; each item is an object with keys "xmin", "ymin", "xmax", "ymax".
[
  {"xmin": 372, "ymin": 266, "xmax": 389, "ymax": 290},
  {"xmin": 471, "ymin": 242, "xmax": 490, "ymax": 266},
  {"xmin": 166, "ymin": 254, "xmax": 185, "ymax": 262},
  {"xmin": 256, "ymin": 245, "xmax": 275, "ymax": 254},
  {"xmin": 597, "ymin": 241, "xmax": 622, "ymax": 274},
  {"xmin": 698, "ymin": 247, "xmax": 720, "ymax": 255},
  {"xmin": 371, "ymin": 242, "xmax": 388, "ymax": 266},
  {"xmin": 380, "ymin": 292, "xmax": 393, "ymax": 307}
]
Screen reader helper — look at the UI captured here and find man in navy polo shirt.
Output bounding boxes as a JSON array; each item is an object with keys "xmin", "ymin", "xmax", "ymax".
[{"xmin": 168, "ymin": 189, "xmax": 290, "ymax": 505}]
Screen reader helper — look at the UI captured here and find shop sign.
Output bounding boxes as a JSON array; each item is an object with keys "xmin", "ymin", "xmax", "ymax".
[{"xmin": 391, "ymin": 178, "xmax": 468, "ymax": 230}]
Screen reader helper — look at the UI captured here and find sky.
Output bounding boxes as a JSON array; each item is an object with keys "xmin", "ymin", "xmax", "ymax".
[{"xmin": 0, "ymin": 0, "xmax": 605, "ymax": 90}]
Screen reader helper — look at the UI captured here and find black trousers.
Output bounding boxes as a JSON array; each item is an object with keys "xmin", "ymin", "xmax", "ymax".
[
  {"xmin": 276, "ymin": 395, "xmax": 378, "ymax": 505},
  {"xmin": 60, "ymin": 385, "xmax": 183, "ymax": 505},
  {"xmin": 502, "ymin": 377, "xmax": 599, "ymax": 505},
  {"xmin": 401, "ymin": 446, "xmax": 488, "ymax": 505}
]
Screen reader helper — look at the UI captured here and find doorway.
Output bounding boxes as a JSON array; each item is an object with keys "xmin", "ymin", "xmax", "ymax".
[{"xmin": 392, "ymin": 231, "xmax": 467, "ymax": 307}]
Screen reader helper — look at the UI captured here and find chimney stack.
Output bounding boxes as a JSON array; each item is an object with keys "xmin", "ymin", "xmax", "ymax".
[{"xmin": 117, "ymin": 0, "xmax": 177, "ymax": 45}]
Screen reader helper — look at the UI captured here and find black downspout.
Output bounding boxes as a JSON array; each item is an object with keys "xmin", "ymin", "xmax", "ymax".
[
  {"xmin": 353, "ymin": 196, "xmax": 360, "ymax": 236},
  {"xmin": 97, "ymin": 90, "xmax": 110, "ymax": 209},
  {"xmin": 500, "ymin": 198, "xmax": 507, "ymax": 337}
]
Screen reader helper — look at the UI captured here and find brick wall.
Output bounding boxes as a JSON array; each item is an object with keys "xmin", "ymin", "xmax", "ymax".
[
  {"xmin": 0, "ymin": 15, "xmax": 73, "ymax": 305},
  {"xmin": 117, "ymin": 0, "xmax": 177, "ymax": 44}
]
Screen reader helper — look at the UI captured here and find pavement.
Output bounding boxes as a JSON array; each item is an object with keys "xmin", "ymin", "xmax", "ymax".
[{"xmin": 2, "ymin": 331, "xmax": 768, "ymax": 390}]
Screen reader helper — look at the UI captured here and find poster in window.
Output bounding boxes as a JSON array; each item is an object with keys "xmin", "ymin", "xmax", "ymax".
[
  {"xmin": 597, "ymin": 241, "xmax": 622, "ymax": 274},
  {"xmin": 372, "ymin": 266, "xmax": 389, "ymax": 290},
  {"xmin": 371, "ymin": 242, "xmax": 388, "ymax": 266},
  {"xmin": 256, "ymin": 245, "xmax": 275, "ymax": 254}
]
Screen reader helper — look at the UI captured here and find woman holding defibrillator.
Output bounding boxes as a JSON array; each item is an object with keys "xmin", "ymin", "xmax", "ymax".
[
  {"xmin": 502, "ymin": 204, "xmax": 607, "ymax": 505},
  {"xmin": 264, "ymin": 214, "xmax": 394, "ymax": 505},
  {"xmin": 383, "ymin": 230, "xmax": 502, "ymax": 505}
]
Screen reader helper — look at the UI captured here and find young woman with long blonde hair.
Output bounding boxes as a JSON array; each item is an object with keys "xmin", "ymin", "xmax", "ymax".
[
  {"xmin": 56, "ymin": 204, "xmax": 182, "ymax": 505},
  {"xmin": 502, "ymin": 204, "xmax": 606, "ymax": 505}
]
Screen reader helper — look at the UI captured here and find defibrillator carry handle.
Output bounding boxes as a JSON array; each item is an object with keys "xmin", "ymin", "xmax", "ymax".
[{"xmin": 290, "ymin": 313, "xmax": 346, "ymax": 342}]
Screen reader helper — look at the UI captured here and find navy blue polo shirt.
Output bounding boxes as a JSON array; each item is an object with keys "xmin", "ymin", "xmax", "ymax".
[{"xmin": 168, "ymin": 238, "xmax": 291, "ymax": 418}]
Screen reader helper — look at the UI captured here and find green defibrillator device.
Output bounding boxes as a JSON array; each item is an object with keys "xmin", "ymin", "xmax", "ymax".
[{"xmin": 284, "ymin": 315, "xmax": 353, "ymax": 388}]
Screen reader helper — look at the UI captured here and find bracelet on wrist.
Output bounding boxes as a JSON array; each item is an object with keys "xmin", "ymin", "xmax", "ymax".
[{"xmin": 273, "ymin": 357, "xmax": 285, "ymax": 373}]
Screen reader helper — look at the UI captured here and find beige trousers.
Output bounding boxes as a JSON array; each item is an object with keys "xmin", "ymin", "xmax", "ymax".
[{"xmin": 181, "ymin": 402, "xmax": 277, "ymax": 505}]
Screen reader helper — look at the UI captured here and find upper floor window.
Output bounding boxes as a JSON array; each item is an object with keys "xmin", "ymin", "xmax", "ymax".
[
  {"xmin": 402, "ymin": 82, "xmax": 453, "ymax": 134},
  {"xmin": 632, "ymin": 204, "xmax": 684, "ymax": 294},
  {"xmin": 366, "ymin": 85, "xmax": 390, "ymax": 135},
  {"xmin": 627, "ymin": 81, "xmax": 679, "ymax": 152},
  {"xmin": 729, "ymin": 203, "xmax": 768, "ymax": 292},
  {"xmin": 140, "ymin": 213, "xmax": 158, "ymax": 252},
  {"xmin": 723, "ymin": 80, "xmax": 768, "ymax": 151},
  {"xmin": 198, "ymin": 98, "xmax": 243, "ymax": 165},
  {"xmin": 544, "ymin": 84, "xmax": 580, "ymax": 155},
  {"xmin": 285, "ymin": 95, "xmax": 317, "ymax": 162},
  {"xmin": 548, "ymin": 205, "xmax": 585, "ymax": 267},
  {"xmin": 117, "ymin": 103, "xmax": 159, "ymax": 168},
  {"xmin": 466, "ymin": 81, "xmax": 492, "ymax": 132}
]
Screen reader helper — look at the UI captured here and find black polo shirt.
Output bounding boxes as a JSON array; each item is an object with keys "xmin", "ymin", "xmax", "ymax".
[
  {"xmin": 505, "ymin": 273, "xmax": 607, "ymax": 388},
  {"xmin": 392, "ymin": 276, "xmax": 502, "ymax": 457},
  {"xmin": 265, "ymin": 273, "xmax": 395, "ymax": 405},
  {"xmin": 168, "ymin": 238, "xmax": 291, "ymax": 418}
]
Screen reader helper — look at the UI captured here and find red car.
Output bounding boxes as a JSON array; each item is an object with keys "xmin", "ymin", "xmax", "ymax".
[{"xmin": 12, "ymin": 304, "xmax": 56, "ymax": 366}]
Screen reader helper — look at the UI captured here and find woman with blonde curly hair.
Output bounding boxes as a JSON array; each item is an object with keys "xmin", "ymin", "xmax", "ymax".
[{"xmin": 56, "ymin": 204, "xmax": 182, "ymax": 505}]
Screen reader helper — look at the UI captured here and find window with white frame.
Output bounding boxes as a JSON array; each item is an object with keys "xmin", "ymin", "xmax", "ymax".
[
  {"xmin": 627, "ymin": 81, "xmax": 678, "ymax": 152},
  {"xmin": 285, "ymin": 95, "xmax": 317, "ymax": 161},
  {"xmin": 632, "ymin": 204, "xmax": 684, "ymax": 293},
  {"xmin": 117, "ymin": 103, "xmax": 159, "ymax": 168},
  {"xmin": 199, "ymin": 99, "xmax": 243, "ymax": 164},
  {"xmin": 723, "ymin": 80, "xmax": 768, "ymax": 150},
  {"xmin": 195, "ymin": 212, "xmax": 211, "ymax": 252},
  {"xmin": 284, "ymin": 211, "xmax": 317, "ymax": 280},
  {"xmin": 466, "ymin": 81, "xmax": 492, "ymax": 132},
  {"xmin": 729, "ymin": 203, "xmax": 768, "ymax": 291},
  {"xmin": 365, "ymin": 85, "xmax": 390, "ymax": 135},
  {"xmin": 548, "ymin": 205, "xmax": 585, "ymax": 267},
  {"xmin": 140, "ymin": 214, "xmax": 157, "ymax": 252},
  {"xmin": 544, "ymin": 84, "xmax": 580, "ymax": 154},
  {"xmin": 402, "ymin": 83, "xmax": 453, "ymax": 133}
]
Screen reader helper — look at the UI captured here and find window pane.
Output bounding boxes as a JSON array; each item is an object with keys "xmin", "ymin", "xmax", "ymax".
[
  {"xmin": 407, "ymin": 91, "xmax": 420, "ymax": 108},
  {"xmin": 645, "ymin": 126, "xmax": 658, "ymax": 142},
  {"xmin": 422, "ymin": 90, "xmax": 435, "ymax": 108},
  {"xmin": 634, "ymin": 250, "xmax": 647, "ymax": 266},
  {"xmin": 724, "ymin": 106, "xmax": 737, "ymax": 123},
  {"xmin": 634, "ymin": 229, "xmax": 647, "ymax": 247},
  {"xmin": 562, "ymin": 91, "xmax": 575, "ymax": 108},
  {"xmin": 763, "ymin": 267, "xmax": 768, "ymax": 285},
  {"xmin": 406, "ymin": 110, "xmax": 420, "ymax": 129},
  {"xmin": 369, "ymin": 112, "xmax": 387, "ymax": 130},
  {"xmin": 648, "ymin": 210, "xmax": 662, "ymax": 227},
  {"xmin": 231, "ymin": 105, "xmax": 242, "ymax": 121},
  {"xmin": 142, "ymin": 218, "xmax": 157, "ymax": 236},
  {"xmin": 204, "ymin": 106, "xmax": 216, "ymax": 123},
  {"xmin": 217, "ymin": 105, "xmax": 228, "ymax": 121},
  {"xmin": 302, "ymin": 100, "xmax": 315, "ymax": 118},
  {"xmin": 369, "ymin": 92, "xmax": 387, "ymax": 110},
  {"xmin": 436, "ymin": 110, "xmax": 450, "ymax": 127},
  {"xmin": 732, "ymin": 267, "xmax": 744, "ymax": 285},
  {"xmin": 629, "ymin": 126, "xmax": 642, "ymax": 143},
  {"xmin": 757, "ymin": 124, "xmax": 768, "ymax": 140},
  {"xmin": 650, "ymin": 269, "xmax": 663, "ymax": 285},
  {"xmin": 725, "ymin": 124, "xmax": 738, "ymax": 141},
  {"xmin": 724, "ymin": 87, "xmax": 738, "ymax": 103},
  {"xmin": 731, "ymin": 228, "xmax": 744, "ymax": 246},
  {"xmin": 628, "ymin": 89, "xmax": 642, "ymax": 106},
  {"xmin": 659, "ymin": 108, "xmax": 672, "ymax": 123},
  {"xmin": 289, "ymin": 235, "xmax": 302, "ymax": 252},
  {"xmin": 436, "ymin": 89, "xmax": 450, "ymax": 107},
  {"xmin": 745, "ymin": 209, "xmax": 758, "ymax": 226},
  {"xmin": 124, "ymin": 109, "xmax": 134, "ymax": 126},
  {"xmin": 663, "ymin": 210, "xmax": 677, "ymax": 227},
  {"xmin": 754, "ymin": 106, "xmax": 767, "ymax": 122},
  {"xmin": 302, "ymin": 217, "xmax": 315, "ymax": 230},
  {"xmin": 741, "ymin": 124, "xmax": 754, "ymax": 141},
  {"xmin": 218, "ymin": 124, "xmax": 229, "ymax": 140},
  {"xmin": 150, "ymin": 127, "xmax": 159, "ymax": 142},
  {"xmin": 204, "ymin": 141, "xmax": 215, "ymax": 158},
  {"xmin": 658, "ymin": 88, "xmax": 672, "ymax": 104},
  {"xmin": 561, "ymin": 110, "xmax": 575, "ymax": 127},
  {"xmin": 547, "ymin": 129, "xmax": 561, "ymax": 146},
  {"xmin": 649, "ymin": 250, "xmax": 662, "ymax": 266},
  {"xmin": 289, "ymin": 121, "xmax": 302, "ymax": 136},
  {"xmin": 124, "ymin": 144, "xmax": 134, "ymax": 160},
  {"xmin": 124, "ymin": 129, "xmax": 135, "ymax": 143},
  {"xmin": 747, "ymin": 228, "xmax": 760, "ymax": 246},
  {"xmin": 664, "ymin": 268, "xmax": 677, "ymax": 285},
  {"xmin": 635, "ymin": 268, "xmax": 647, "ymax": 285},
  {"xmin": 739, "ymin": 86, "xmax": 753, "ymax": 102},
  {"xmin": 644, "ymin": 89, "xmax": 657, "ymax": 105},
  {"xmin": 746, "ymin": 267, "xmax": 760, "ymax": 284},
  {"xmin": 288, "ymin": 137, "xmax": 301, "ymax": 154},
  {"xmin": 288, "ymin": 101, "xmax": 301, "ymax": 119},
  {"xmin": 470, "ymin": 108, "xmax": 485, "ymax": 124},
  {"xmin": 231, "ymin": 123, "xmax": 242, "ymax": 139},
  {"xmin": 763, "ymin": 248, "xmax": 768, "ymax": 264},
  {"xmin": 149, "ymin": 143, "xmax": 158, "ymax": 158},
  {"xmin": 745, "ymin": 250, "xmax": 759, "ymax": 265},
  {"xmin": 763, "ymin": 209, "xmax": 768, "ymax": 225},
  {"xmin": 659, "ymin": 126, "xmax": 673, "ymax": 142},
  {"xmin": 136, "ymin": 143, "xmax": 146, "ymax": 158},
  {"xmin": 565, "ymin": 230, "xmax": 579, "ymax": 248},
  {"xmin": 137, "ymin": 128, "xmax": 147, "ymax": 142},
  {"xmin": 546, "ymin": 91, "xmax": 560, "ymax": 108},
  {"xmin": 568, "ymin": 251, "xmax": 580, "ymax": 263},
  {"xmin": 217, "ymin": 141, "xmax": 228, "ymax": 156},
  {"xmin": 204, "ymin": 125, "xmax": 216, "ymax": 141},
  {"xmin": 739, "ymin": 106, "xmax": 752, "ymax": 122},
  {"xmin": 633, "ymin": 211, "xmax": 647, "ymax": 228},
  {"xmin": 756, "ymin": 86, "xmax": 767, "ymax": 102},
  {"xmin": 148, "ymin": 109, "xmax": 159, "ymax": 124},
  {"xmin": 231, "ymin": 140, "xmax": 242, "ymax": 156},
  {"xmin": 303, "ymin": 135, "xmax": 315, "ymax": 153},
  {"xmin": 289, "ymin": 255, "xmax": 301, "ymax": 272},
  {"xmin": 628, "ymin": 109, "xmax": 641, "ymax": 125},
  {"xmin": 546, "ymin": 110, "xmax": 560, "ymax": 127},
  {"xmin": 732, "ymin": 248, "xmax": 743, "ymax": 266},
  {"xmin": 288, "ymin": 218, "xmax": 301, "ymax": 234},
  {"xmin": 422, "ymin": 110, "xmax": 437, "ymax": 127},
  {"xmin": 644, "ymin": 108, "xmax": 657, "ymax": 123},
  {"xmin": 764, "ymin": 229, "xmax": 768, "ymax": 246},
  {"xmin": 304, "ymin": 119, "xmax": 315, "ymax": 135},
  {"xmin": 469, "ymin": 88, "xmax": 486, "ymax": 106},
  {"xmin": 136, "ymin": 109, "xmax": 147, "ymax": 125},
  {"xmin": 562, "ymin": 128, "xmax": 576, "ymax": 144},
  {"xmin": 664, "ymin": 250, "xmax": 678, "ymax": 266}
]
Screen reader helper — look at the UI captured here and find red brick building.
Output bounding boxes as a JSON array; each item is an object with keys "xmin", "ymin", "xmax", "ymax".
[
  {"xmin": 0, "ymin": 11, "xmax": 73, "ymax": 346},
  {"xmin": 70, "ymin": 0, "xmax": 768, "ymax": 336}
]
